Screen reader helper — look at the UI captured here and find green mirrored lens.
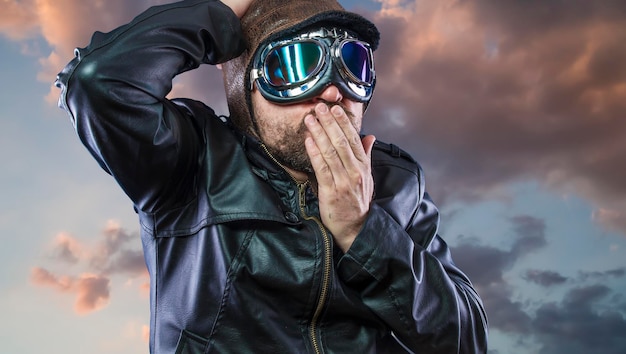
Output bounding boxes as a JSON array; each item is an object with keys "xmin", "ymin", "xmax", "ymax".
[
  {"xmin": 264, "ymin": 42, "xmax": 323, "ymax": 87},
  {"xmin": 341, "ymin": 41, "xmax": 372, "ymax": 83}
]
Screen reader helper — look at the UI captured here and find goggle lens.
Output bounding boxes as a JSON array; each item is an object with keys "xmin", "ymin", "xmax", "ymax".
[
  {"xmin": 341, "ymin": 41, "xmax": 372, "ymax": 83},
  {"xmin": 252, "ymin": 29, "xmax": 375, "ymax": 104},
  {"xmin": 264, "ymin": 42, "xmax": 323, "ymax": 87}
]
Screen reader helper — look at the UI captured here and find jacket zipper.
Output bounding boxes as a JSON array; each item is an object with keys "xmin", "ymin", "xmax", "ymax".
[
  {"xmin": 298, "ymin": 182, "xmax": 332, "ymax": 354},
  {"xmin": 260, "ymin": 144, "xmax": 332, "ymax": 354}
]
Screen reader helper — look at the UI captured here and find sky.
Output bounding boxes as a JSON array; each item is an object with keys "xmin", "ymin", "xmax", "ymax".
[{"xmin": 0, "ymin": 0, "xmax": 625, "ymax": 353}]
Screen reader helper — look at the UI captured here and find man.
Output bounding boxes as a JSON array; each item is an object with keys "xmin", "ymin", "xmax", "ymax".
[{"xmin": 56, "ymin": 0, "xmax": 488, "ymax": 352}]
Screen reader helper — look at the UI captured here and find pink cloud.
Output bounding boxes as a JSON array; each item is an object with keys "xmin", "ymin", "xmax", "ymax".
[
  {"xmin": 0, "ymin": 0, "xmax": 39, "ymax": 40},
  {"xmin": 33, "ymin": 220, "xmax": 147, "ymax": 314},
  {"xmin": 51, "ymin": 232, "xmax": 84, "ymax": 264},
  {"xmin": 31, "ymin": 267, "xmax": 73, "ymax": 291},
  {"xmin": 47, "ymin": 220, "xmax": 146, "ymax": 276},
  {"xmin": 73, "ymin": 273, "xmax": 111, "ymax": 314},
  {"xmin": 31, "ymin": 267, "xmax": 111, "ymax": 314}
]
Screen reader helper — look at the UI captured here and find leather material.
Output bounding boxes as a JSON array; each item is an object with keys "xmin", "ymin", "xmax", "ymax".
[
  {"xmin": 56, "ymin": 1, "xmax": 488, "ymax": 353},
  {"xmin": 222, "ymin": 0, "xmax": 380, "ymax": 136}
]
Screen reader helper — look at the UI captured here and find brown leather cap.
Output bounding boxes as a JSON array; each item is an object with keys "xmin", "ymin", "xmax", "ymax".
[{"xmin": 222, "ymin": 0, "xmax": 380, "ymax": 136}]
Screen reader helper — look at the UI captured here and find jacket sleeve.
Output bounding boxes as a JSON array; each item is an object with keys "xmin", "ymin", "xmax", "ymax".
[
  {"xmin": 336, "ymin": 149, "xmax": 488, "ymax": 353},
  {"xmin": 55, "ymin": 0, "xmax": 245, "ymax": 212}
]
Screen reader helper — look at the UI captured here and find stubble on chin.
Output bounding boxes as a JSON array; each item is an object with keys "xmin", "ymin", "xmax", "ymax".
[
  {"xmin": 266, "ymin": 118, "xmax": 312, "ymax": 173},
  {"xmin": 262, "ymin": 102, "xmax": 358, "ymax": 175}
]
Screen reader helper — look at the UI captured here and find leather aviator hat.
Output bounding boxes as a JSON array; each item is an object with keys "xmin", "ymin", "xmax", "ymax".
[{"xmin": 221, "ymin": 0, "xmax": 380, "ymax": 137}]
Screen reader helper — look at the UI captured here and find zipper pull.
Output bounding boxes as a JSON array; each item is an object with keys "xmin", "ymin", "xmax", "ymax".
[{"xmin": 298, "ymin": 182, "xmax": 308, "ymax": 210}]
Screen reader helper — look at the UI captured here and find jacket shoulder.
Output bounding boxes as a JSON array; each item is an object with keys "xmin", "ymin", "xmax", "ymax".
[
  {"xmin": 371, "ymin": 140, "xmax": 426, "ymax": 213},
  {"xmin": 371, "ymin": 140, "xmax": 423, "ymax": 180}
]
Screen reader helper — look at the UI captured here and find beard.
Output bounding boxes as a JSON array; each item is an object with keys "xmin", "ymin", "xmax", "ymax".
[
  {"xmin": 257, "ymin": 102, "xmax": 358, "ymax": 175},
  {"xmin": 264, "ymin": 118, "xmax": 314, "ymax": 173}
]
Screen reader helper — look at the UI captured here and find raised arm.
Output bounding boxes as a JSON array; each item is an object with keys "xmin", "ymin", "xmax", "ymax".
[{"xmin": 56, "ymin": 0, "xmax": 246, "ymax": 212}]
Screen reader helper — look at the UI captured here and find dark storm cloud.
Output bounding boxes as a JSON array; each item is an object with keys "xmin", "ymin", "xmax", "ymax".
[
  {"xmin": 452, "ymin": 215, "xmax": 547, "ymax": 333},
  {"xmin": 472, "ymin": 0, "xmax": 626, "ymax": 44},
  {"xmin": 533, "ymin": 285, "xmax": 626, "ymax": 354},
  {"xmin": 578, "ymin": 267, "xmax": 626, "ymax": 282},
  {"xmin": 509, "ymin": 215, "xmax": 547, "ymax": 255},
  {"xmin": 523, "ymin": 270, "xmax": 568, "ymax": 287},
  {"xmin": 365, "ymin": 0, "xmax": 626, "ymax": 234},
  {"xmin": 453, "ymin": 215, "xmax": 547, "ymax": 284},
  {"xmin": 451, "ymin": 213, "xmax": 626, "ymax": 352},
  {"xmin": 523, "ymin": 267, "xmax": 626, "ymax": 288}
]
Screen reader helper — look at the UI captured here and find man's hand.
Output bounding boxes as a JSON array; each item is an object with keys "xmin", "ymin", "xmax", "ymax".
[
  {"xmin": 304, "ymin": 103, "xmax": 376, "ymax": 253},
  {"xmin": 221, "ymin": 0, "xmax": 254, "ymax": 18}
]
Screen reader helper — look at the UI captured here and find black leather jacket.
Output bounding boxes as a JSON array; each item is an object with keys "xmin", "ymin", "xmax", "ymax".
[{"xmin": 56, "ymin": 1, "xmax": 487, "ymax": 353}]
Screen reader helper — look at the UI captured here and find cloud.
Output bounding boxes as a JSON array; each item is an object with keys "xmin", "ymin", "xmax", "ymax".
[
  {"xmin": 31, "ymin": 267, "xmax": 110, "ymax": 314},
  {"xmin": 523, "ymin": 270, "xmax": 568, "ymax": 287},
  {"xmin": 169, "ymin": 65, "xmax": 230, "ymax": 115},
  {"xmin": 32, "ymin": 220, "xmax": 146, "ymax": 314},
  {"xmin": 73, "ymin": 273, "xmax": 111, "ymax": 314},
  {"xmin": 51, "ymin": 232, "xmax": 84, "ymax": 264},
  {"xmin": 31, "ymin": 266, "xmax": 73, "ymax": 291},
  {"xmin": 89, "ymin": 220, "xmax": 146, "ymax": 275},
  {"xmin": 1, "ymin": 0, "xmax": 173, "ymax": 104},
  {"xmin": 592, "ymin": 207, "xmax": 626, "ymax": 235},
  {"xmin": 452, "ymin": 215, "xmax": 547, "ymax": 333},
  {"xmin": 451, "ymin": 214, "xmax": 626, "ymax": 352},
  {"xmin": 578, "ymin": 267, "xmax": 626, "ymax": 282},
  {"xmin": 47, "ymin": 220, "xmax": 146, "ymax": 277},
  {"xmin": 533, "ymin": 285, "xmax": 626, "ymax": 354},
  {"xmin": 4, "ymin": 0, "xmax": 625, "ymax": 233},
  {"xmin": 363, "ymin": 0, "xmax": 626, "ymax": 235},
  {"xmin": 0, "ymin": 0, "xmax": 39, "ymax": 40},
  {"xmin": 11, "ymin": 0, "xmax": 623, "ymax": 235}
]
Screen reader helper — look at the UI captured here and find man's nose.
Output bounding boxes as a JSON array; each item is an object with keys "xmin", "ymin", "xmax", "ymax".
[{"xmin": 315, "ymin": 84, "xmax": 343, "ymax": 103}]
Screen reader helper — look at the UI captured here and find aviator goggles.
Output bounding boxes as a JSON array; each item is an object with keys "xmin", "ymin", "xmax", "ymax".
[{"xmin": 250, "ymin": 28, "xmax": 375, "ymax": 104}]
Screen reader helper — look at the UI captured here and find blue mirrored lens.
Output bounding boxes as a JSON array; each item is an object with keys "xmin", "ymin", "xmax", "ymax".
[
  {"xmin": 264, "ymin": 42, "xmax": 323, "ymax": 87},
  {"xmin": 341, "ymin": 41, "xmax": 372, "ymax": 83}
]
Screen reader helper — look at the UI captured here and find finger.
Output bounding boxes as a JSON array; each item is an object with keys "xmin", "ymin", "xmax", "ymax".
[
  {"xmin": 328, "ymin": 105, "xmax": 368, "ymax": 163},
  {"xmin": 314, "ymin": 104, "xmax": 359, "ymax": 169},
  {"xmin": 304, "ymin": 113, "xmax": 345, "ymax": 178},
  {"xmin": 304, "ymin": 134, "xmax": 333, "ymax": 186}
]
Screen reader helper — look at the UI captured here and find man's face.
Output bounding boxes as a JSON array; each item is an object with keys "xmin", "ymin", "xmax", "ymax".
[{"xmin": 251, "ymin": 86, "xmax": 364, "ymax": 174}]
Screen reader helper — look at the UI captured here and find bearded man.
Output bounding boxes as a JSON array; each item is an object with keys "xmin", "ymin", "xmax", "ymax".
[{"xmin": 56, "ymin": 0, "xmax": 488, "ymax": 352}]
